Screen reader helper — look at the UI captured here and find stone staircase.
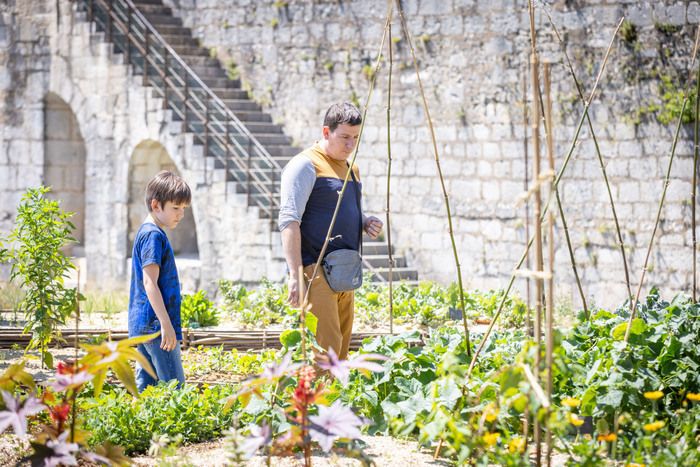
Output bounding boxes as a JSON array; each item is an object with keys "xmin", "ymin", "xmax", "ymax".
[{"xmin": 77, "ymin": 0, "xmax": 418, "ymax": 283}]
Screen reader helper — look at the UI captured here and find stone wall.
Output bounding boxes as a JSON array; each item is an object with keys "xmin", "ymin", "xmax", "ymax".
[
  {"xmin": 2, "ymin": 0, "xmax": 700, "ymax": 308},
  {"xmin": 0, "ymin": 0, "xmax": 285, "ymax": 293},
  {"xmin": 157, "ymin": 0, "xmax": 700, "ymax": 307}
]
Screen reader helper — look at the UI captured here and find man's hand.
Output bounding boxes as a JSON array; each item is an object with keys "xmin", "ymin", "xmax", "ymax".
[
  {"xmin": 363, "ymin": 216, "xmax": 384, "ymax": 239},
  {"xmin": 287, "ymin": 274, "xmax": 301, "ymax": 308},
  {"xmin": 160, "ymin": 322, "xmax": 178, "ymax": 352}
]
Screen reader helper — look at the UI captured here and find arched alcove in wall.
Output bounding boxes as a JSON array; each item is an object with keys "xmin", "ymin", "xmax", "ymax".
[
  {"xmin": 127, "ymin": 140, "xmax": 199, "ymax": 258},
  {"xmin": 43, "ymin": 93, "xmax": 86, "ymax": 255}
]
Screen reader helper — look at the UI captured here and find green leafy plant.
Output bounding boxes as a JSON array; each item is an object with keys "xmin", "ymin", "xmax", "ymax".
[
  {"xmin": 4, "ymin": 186, "xmax": 81, "ymax": 368},
  {"xmin": 181, "ymin": 290, "xmax": 219, "ymax": 328},
  {"xmin": 0, "ymin": 332, "xmax": 160, "ymax": 466},
  {"xmin": 219, "ymin": 278, "xmax": 295, "ymax": 328},
  {"xmin": 82, "ymin": 381, "xmax": 236, "ymax": 455}
]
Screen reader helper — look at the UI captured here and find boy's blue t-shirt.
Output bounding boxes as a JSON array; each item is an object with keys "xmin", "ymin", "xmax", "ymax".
[{"xmin": 128, "ymin": 222, "xmax": 182, "ymax": 340}]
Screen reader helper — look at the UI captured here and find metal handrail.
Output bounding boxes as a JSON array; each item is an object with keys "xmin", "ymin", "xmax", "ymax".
[{"xmin": 79, "ymin": 0, "xmax": 282, "ymax": 217}]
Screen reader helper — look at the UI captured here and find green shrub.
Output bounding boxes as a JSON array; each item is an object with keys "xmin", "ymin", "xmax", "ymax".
[
  {"xmin": 181, "ymin": 290, "xmax": 219, "ymax": 328},
  {"xmin": 82, "ymin": 382, "xmax": 237, "ymax": 455},
  {"xmin": 2, "ymin": 186, "xmax": 81, "ymax": 368},
  {"xmin": 218, "ymin": 278, "xmax": 295, "ymax": 327}
]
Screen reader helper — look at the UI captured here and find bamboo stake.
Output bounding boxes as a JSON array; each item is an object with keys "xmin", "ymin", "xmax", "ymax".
[
  {"xmin": 527, "ymin": 3, "xmax": 543, "ymax": 464},
  {"xmin": 541, "ymin": 6, "xmax": 633, "ymax": 309},
  {"xmin": 71, "ymin": 266, "xmax": 80, "ymax": 444},
  {"xmin": 522, "ymin": 68, "xmax": 533, "ymax": 329},
  {"xmin": 386, "ymin": 17, "xmax": 395, "ymax": 334},
  {"xmin": 694, "ymin": 59, "xmax": 699, "ymax": 302},
  {"xmin": 534, "ymin": 57, "xmax": 588, "ymax": 317},
  {"xmin": 467, "ymin": 17, "xmax": 624, "ymax": 379},
  {"xmin": 302, "ymin": 2, "xmax": 393, "ymax": 308},
  {"xmin": 298, "ymin": 265, "xmax": 307, "ymax": 360},
  {"xmin": 394, "ymin": 0, "xmax": 471, "ymax": 356},
  {"xmin": 625, "ymin": 25, "xmax": 700, "ymax": 341},
  {"xmin": 543, "ymin": 62, "xmax": 555, "ymax": 467}
]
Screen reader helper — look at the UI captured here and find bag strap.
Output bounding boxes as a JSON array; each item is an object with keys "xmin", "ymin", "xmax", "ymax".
[
  {"xmin": 347, "ymin": 163, "xmax": 363, "ymax": 255},
  {"xmin": 300, "ymin": 164, "xmax": 363, "ymax": 260}
]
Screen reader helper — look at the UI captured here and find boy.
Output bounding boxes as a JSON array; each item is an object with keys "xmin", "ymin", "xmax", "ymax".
[{"xmin": 128, "ymin": 170, "xmax": 191, "ymax": 391}]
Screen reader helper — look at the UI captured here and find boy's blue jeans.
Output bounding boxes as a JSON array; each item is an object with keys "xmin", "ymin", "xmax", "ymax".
[{"xmin": 135, "ymin": 335, "xmax": 186, "ymax": 392}]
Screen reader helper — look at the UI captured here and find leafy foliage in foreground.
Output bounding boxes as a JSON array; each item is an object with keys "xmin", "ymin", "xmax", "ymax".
[
  {"xmin": 82, "ymin": 382, "xmax": 236, "ymax": 455},
  {"xmin": 341, "ymin": 290, "xmax": 700, "ymax": 465}
]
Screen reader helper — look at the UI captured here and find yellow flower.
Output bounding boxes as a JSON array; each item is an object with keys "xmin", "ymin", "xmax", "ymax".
[
  {"xmin": 643, "ymin": 420, "xmax": 665, "ymax": 432},
  {"xmin": 687, "ymin": 392, "xmax": 700, "ymax": 402},
  {"xmin": 597, "ymin": 433, "xmax": 617, "ymax": 442},
  {"xmin": 568, "ymin": 413, "xmax": 584, "ymax": 427},
  {"xmin": 626, "ymin": 463, "xmax": 646, "ymax": 467},
  {"xmin": 484, "ymin": 402, "xmax": 499, "ymax": 423},
  {"xmin": 508, "ymin": 436, "xmax": 525, "ymax": 453},
  {"xmin": 643, "ymin": 391, "xmax": 663, "ymax": 401},
  {"xmin": 482, "ymin": 432, "xmax": 500, "ymax": 447},
  {"xmin": 561, "ymin": 397, "xmax": 581, "ymax": 408}
]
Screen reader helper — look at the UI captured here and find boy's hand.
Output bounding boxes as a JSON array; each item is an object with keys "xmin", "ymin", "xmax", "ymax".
[{"xmin": 161, "ymin": 322, "xmax": 178, "ymax": 352}]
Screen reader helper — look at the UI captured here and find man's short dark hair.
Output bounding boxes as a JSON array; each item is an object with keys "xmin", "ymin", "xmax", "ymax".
[
  {"xmin": 145, "ymin": 170, "xmax": 192, "ymax": 211},
  {"xmin": 323, "ymin": 102, "xmax": 362, "ymax": 132}
]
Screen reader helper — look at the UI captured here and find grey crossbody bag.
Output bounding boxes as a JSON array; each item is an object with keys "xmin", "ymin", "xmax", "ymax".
[{"xmin": 307, "ymin": 166, "xmax": 364, "ymax": 292}]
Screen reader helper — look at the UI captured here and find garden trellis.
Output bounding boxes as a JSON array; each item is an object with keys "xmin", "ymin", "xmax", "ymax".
[{"xmin": 299, "ymin": 0, "xmax": 700, "ymax": 464}]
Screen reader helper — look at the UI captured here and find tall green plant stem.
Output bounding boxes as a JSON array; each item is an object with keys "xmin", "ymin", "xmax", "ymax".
[
  {"xmin": 466, "ymin": 17, "xmax": 624, "ymax": 379},
  {"xmin": 527, "ymin": 3, "xmax": 544, "ymax": 464},
  {"xmin": 394, "ymin": 0, "xmax": 471, "ymax": 356},
  {"xmin": 625, "ymin": 26, "xmax": 700, "ymax": 341},
  {"xmin": 543, "ymin": 61, "xmax": 555, "ymax": 467},
  {"xmin": 541, "ymin": 6, "xmax": 633, "ymax": 308},
  {"xmin": 302, "ymin": 3, "xmax": 393, "ymax": 306},
  {"xmin": 386, "ymin": 19, "xmax": 395, "ymax": 334},
  {"xmin": 694, "ymin": 58, "xmax": 700, "ymax": 302}
]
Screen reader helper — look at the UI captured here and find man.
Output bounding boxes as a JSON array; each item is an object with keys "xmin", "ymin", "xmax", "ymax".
[{"xmin": 279, "ymin": 102, "xmax": 383, "ymax": 360}]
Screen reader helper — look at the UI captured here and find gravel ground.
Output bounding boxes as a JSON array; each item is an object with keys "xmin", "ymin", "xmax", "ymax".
[{"xmin": 131, "ymin": 436, "xmax": 451, "ymax": 467}]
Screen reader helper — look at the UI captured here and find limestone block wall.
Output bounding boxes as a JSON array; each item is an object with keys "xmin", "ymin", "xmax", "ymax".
[
  {"xmin": 0, "ymin": 0, "xmax": 286, "ymax": 292},
  {"xmin": 160, "ymin": 0, "xmax": 700, "ymax": 307}
]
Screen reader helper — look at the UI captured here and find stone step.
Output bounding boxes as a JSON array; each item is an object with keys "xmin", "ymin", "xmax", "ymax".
[
  {"xmin": 168, "ymin": 55, "xmax": 220, "ymax": 67},
  {"xmin": 143, "ymin": 13, "xmax": 182, "ymax": 26},
  {"xmin": 191, "ymin": 133, "xmax": 291, "ymax": 147},
  {"xmin": 363, "ymin": 255, "xmax": 407, "ymax": 268},
  {"xmin": 171, "ymin": 46, "xmax": 209, "ymax": 57},
  {"xmin": 362, "ymin": 242, "xmax": 392, "ymax": 255},
  {"xmin": 189, "ymin": 65, "xmax": 228, "ymax": 79},
  {"xmin": 131, "ymin": 4, "xmax": 172, "ymax": 15},
  {"xmin": 151, "ymin": 24, "xmax": 192, "ymax": 36},
  {"xmin": 131, "ymin": 0, "xmax": 166, "ymax": 4},
  {"xmin": 209, "ymin": 88, "xmax": 251, "ymax": 100},
  {"xmin": 369, "ymin": 267, "xmax": 419, "ymax": 282},
  {"xmin": 158, "ymin": 34, "xmax": 199, "ymax": 46}
]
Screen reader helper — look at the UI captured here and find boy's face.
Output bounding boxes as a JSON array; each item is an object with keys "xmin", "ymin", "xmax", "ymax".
[
  {"xmin": 151, "ymin": 200, "xmax": 188, "ymax": 230},
  {"xmin": 322, "ymin": 123, "xmax": 361, "ymax": 161}
]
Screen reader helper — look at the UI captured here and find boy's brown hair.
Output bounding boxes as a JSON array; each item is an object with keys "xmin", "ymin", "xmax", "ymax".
[{"xmin": 144, "ymin": 170, "xmax": 191, "ymax": 211}]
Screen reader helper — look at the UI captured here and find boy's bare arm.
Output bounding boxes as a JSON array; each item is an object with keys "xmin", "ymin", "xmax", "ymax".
[{"xmin": 142, "ymin": 264, "xmax": 178, "ymax": 351}]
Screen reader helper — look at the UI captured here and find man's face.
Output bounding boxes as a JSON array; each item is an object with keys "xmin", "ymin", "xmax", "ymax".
[
  {"xmin": 322, "ymin": 123, "xmax": 361, "ymax": 161},
  {"xmin": 152, "ymin": 200, "xmax": 188, "ymax": 230}
]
